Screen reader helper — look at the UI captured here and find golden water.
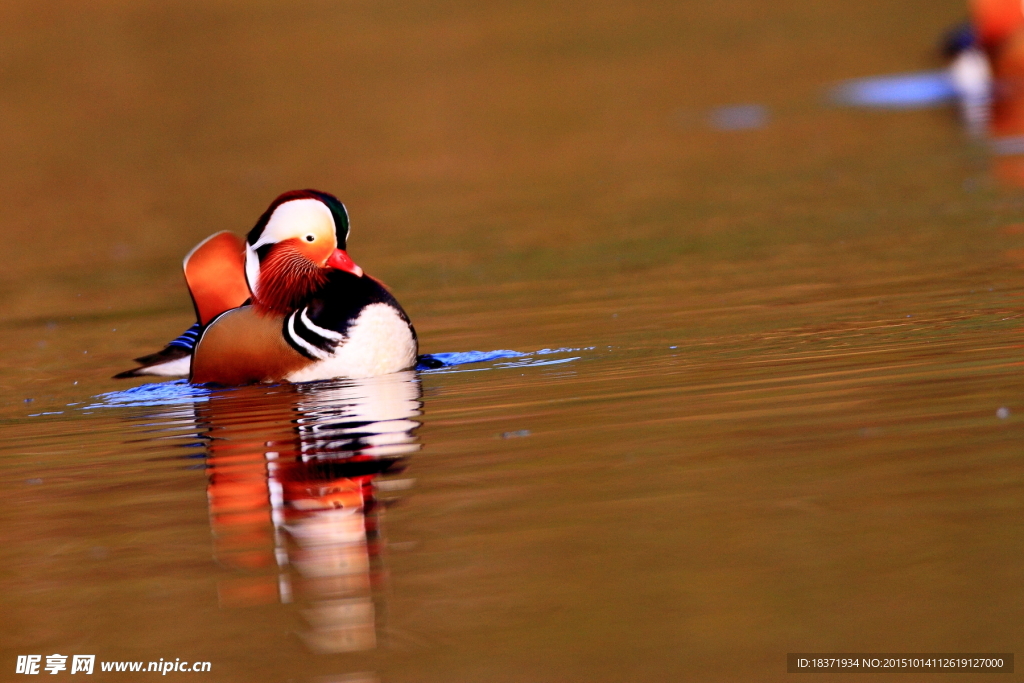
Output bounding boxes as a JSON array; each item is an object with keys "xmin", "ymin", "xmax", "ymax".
[{"xmin": 1, "ymin": 1, "xmax": 1022, "ymax": 681}]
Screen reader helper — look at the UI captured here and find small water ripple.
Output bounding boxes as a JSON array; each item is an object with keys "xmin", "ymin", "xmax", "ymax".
[{"xmin": 419, "ymin": 346, "xmax": 595, "ymax": 374}]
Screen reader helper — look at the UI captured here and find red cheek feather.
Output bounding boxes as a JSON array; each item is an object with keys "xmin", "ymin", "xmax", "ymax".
[{"xmin": 253, "ymin": 239, "xmax": 328, "ymax": 314}]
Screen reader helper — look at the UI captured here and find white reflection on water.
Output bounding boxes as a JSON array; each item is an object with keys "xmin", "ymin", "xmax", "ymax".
[
  {"xmin": 69, "ymin": 346, "xmax": 594, "ymax": 657},
  {"xmin": 199, "ymin": 372, "xmax": 421, "ymax": 654},
  {"xmin": 94, "ymin": 372, "xmax": 423, "ymax": 659}
]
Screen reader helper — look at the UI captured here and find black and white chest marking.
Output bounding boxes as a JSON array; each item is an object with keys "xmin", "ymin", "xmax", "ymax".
[{"xmin": 283, "ymin": 307, "xmax": 346, "ymax": 360}]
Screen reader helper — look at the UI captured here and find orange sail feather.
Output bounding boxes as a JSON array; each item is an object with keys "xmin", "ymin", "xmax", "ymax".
[{"xmin": 183, "ymin": 231, "xmax": 251, "ymax": 325}]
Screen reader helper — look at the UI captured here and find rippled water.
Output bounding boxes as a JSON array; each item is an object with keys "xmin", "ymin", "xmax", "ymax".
[{"xmin": 2, "ymin": 0, "xmax": 1023, "ymax": 681}]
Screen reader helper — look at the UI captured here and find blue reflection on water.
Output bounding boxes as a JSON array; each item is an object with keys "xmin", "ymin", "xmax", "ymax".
[
  {"xmin": 84, "ymin": 347, "xmax": 595, "ymax": 409},
  {"xmin": 418, "ymin": 347, "xmax": 593, "ymax": 373},
  {"xmin": 831, "ymin": 70, "xmax": 957, "ymax": 108},
  {"xmin": 87, "ymin": 379, "xmax": 216, "ymax": 409},
  {"xmin": 418, "ymin": 350, "xmax": 524, "ymax": 367}
]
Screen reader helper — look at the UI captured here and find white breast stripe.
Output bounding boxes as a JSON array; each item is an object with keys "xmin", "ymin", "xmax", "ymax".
[
  {"xmin": 300, "ymin": 308, "xmax": 346, "ymax": 341},
  {"xmin": 287, "ymin": 311, "xmax": 330, "ymax": 360}
]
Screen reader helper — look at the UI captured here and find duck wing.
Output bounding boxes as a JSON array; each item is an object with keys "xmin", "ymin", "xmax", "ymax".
[
  {"xmin": 114, "ymin": 232, "xmax": 250, "ymax": 379},
  {"xmin": 183, "ymin": 231, "xmax": 251, "ymax": 325},
  {"xmin": 190, "ymin": 306, "xmax": 308, "ymax": 385}
]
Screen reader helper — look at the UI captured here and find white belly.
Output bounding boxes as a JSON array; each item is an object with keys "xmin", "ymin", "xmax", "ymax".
[{"xmin": 286, "ymin": 303, "xmax": 417, "ymax": 382}]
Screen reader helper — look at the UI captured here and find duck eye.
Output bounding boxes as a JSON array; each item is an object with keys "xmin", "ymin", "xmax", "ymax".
[{"xmin": 305, "ymin": 234, "xmax": 315, "ymax": 242}]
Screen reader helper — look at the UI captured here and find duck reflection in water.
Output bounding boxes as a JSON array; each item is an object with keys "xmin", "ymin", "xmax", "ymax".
[
  {"xmin": 947, "ymin": 1, "xmax": 1024, "ymax": 184},
  {"xmin": 196, "ymin": 371, "xmax": 421, "ymax": 654}
]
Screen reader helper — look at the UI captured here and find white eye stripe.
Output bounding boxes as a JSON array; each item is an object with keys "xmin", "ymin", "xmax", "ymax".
[{"xmin": 254, "ymin": 199, "xmax": 335, "ymax": 250}]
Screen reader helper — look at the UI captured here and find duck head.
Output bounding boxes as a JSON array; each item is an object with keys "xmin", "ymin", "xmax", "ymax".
[{"xmin": 245, "ymin": 190, "xmax": 364, "ymax": 314}]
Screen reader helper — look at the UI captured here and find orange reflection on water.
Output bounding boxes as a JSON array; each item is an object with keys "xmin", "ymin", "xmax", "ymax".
[{"xmin": 198, "ymin": 374, "xmax": 421, "ymax": 654}]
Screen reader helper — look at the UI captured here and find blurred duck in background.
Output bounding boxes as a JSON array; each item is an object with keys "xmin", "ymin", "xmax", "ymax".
[
  {"xmin": 942, "ymin": 19, "xmax": 993, "ymax": 135},
  {"xmin": 951, "ymin": 0, "xmax": 1024, "ymax": 182}
]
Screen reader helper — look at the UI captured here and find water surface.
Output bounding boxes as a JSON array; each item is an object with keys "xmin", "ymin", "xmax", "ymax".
[{"xmin": 1, "ymin": 1, "xmax": 1022, "ymax": 681}]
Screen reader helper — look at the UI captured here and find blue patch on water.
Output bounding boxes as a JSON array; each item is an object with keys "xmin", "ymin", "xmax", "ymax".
[
  {"xmin": 831, "ymin": 70, "xmax": 957, "ymax": 109},
  {"xmin": 77, "ymin": 347, "xmax": 595, "ymax": 411},
  {"xmin": 86, "ymin": 379, "xmax": 215, "ymax": 409},
  {"xmin": 535, "ymin": 347, "xmax": 590, "ymax": 355},
  {"xmin": 419, "ymin": 346, "xmax": 593, "ymax": 373},
  {"xmin": 495, "ymin": 356, "xmax": 580, "ymax": 368},
  {"xmin": 418, "ymin": 350, "xmax": 525, "ymax": 368}
]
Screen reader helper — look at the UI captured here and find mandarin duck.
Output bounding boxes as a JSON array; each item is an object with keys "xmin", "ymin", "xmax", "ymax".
[{"xmin": 115, "ymin": 190, "xmax": 418, "ymax": 384}]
